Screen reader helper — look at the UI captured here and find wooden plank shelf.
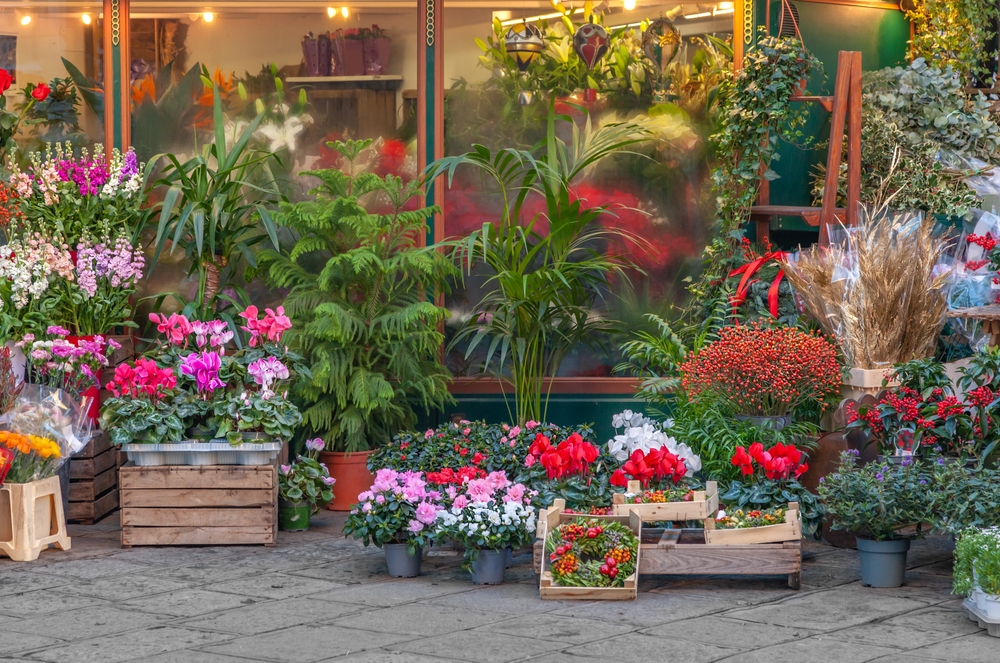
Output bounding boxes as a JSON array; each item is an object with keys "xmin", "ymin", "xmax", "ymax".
[{"xmin": 119, "ymin": 462, "xmax": 277, "ymax": 547}]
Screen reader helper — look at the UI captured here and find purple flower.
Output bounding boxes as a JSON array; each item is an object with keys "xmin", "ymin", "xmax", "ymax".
[
  {"xmin": 321, "ymin": 476, "xmax": 336, "ymax": 486},
  {"xmin": 119, "ymin": 149, "xmax": 139, "ymax": 182},
  {"xmin": 180, "ymin": 351, "xmax": 224, "ymax": 393},
  {"xmin": 305, "ymin": 437, "xmax": 325, "ymax": 452},
  {"xmin": 875, "ymin": 473, "xmax": 884, "ymax": 482},
  {"xmin": 937, "ymin": 458, "xmax": 946, "ymax": 465},
  {"xmin": 247, "ymin": 357, "xmax": 289, "ymax": 396},
  {"xmin": 46, "ymin": 325, "xmax": 71, "ymax": 336},
  {"xmin": 919, "ymin": 478, "xmax": 928, "ymax": 485},
  {"xmin": 280, "ymin": 464, "xmax": 292, "ymax": 474}
]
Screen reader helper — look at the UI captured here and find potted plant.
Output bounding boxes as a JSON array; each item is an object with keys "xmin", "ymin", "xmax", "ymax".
[
  {"xmin": 260, "ymin": 139, "xmax": 456, "ymax": 509},
  {"xmin": 679, "ymin": 322, "xmax": 841, "ymax": 431},
  {"xmin": 334, "ymin": 29, "xmax": 365, "ymax": 76},
  {"xmin": 954, "ymin": 527, "xmax": 1000, "ymax": 617},
  {"xmin": 361, "ymin": 25, "xmax": 391, "ymax": 75},
  {"xmin": 517, "ymin": 431, "xmax": 613, "ymax": 510},
  {"xmin": 102, "ymin": 357, "xmax": 186, "ymax": 445},
  {"xmin": 343, "ymin": 468, "xmax": 445, "ymax": 577},
  {"xmin": 436, "ymin": 471, "xmax": 537, "ymax": 584},
  {"xmin": 722, "ymin": 441, "xmax": 823, "ymax": 535},
  {"xmin": 278, "ymin": 438, "xmax": 336, "ymax": 532},
  {"xmin": 818, "ymin": 450, "xmax": 929, "ymax": 587}
]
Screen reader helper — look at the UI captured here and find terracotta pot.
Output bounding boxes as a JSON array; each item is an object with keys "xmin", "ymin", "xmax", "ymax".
[{"xmin": 319, "ymin": 450, "xmax": 374, "ymax": 511}]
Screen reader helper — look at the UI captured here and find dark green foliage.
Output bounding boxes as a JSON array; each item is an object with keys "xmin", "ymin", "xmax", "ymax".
[{"xmin": 260, "ymin": 139, "xmax": 457, "ymax": 452}]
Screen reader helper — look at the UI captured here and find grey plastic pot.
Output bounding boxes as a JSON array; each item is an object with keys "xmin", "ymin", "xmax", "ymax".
[
  {"xmin": 471, "ymin": 549, "xmax": 507, "ymax": 585},
  {"xmin": 857, "ymin": 537, "xmax": 910, "ymax": 587},
  {"xmin": 505, "ymin": 547, "xmax": 513, "ymax": 568},
  {"xmin": 384, "ymin": 543, "xmax": 422, "ymax": 578}
]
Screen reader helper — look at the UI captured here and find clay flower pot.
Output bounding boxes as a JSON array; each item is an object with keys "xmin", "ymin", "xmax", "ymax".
[{"xmin": 319, "ymin": 450, "xmax": 374, "ymax": 511}]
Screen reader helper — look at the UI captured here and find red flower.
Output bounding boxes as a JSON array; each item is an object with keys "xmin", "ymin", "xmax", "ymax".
[
  {"xmin": 529, "ymin": 433, "xmax": 553, "ymax": 457},
  {"xmin": 471, "ymin": 452, "xmax": 486, "ymax": 465},
  {"xmin": 31, "ymin": 83, "xmax": 50, "ymax": 102},
  {"xmin": 0, "ymin": 70, "xmax": 11, "ymax": 93},
  {"xmin": 731, "ymin": 446, "xmax": 753, "ymax": 476},
  {"xmin": 610, "ymin": 468, "xmax": 628, "ymax": 487},
  {"xmin": 748, "ymin": 442, "xmax": 766, "ymax": 465},
  {"xmin": 621, "ymin": 450, "xmax": 655, "ymax": 486}
]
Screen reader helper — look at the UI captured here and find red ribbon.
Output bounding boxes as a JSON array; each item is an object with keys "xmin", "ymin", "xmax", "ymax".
[{"xmin": 728, "ymin": 251, "xmax": 788, "ymax": 318}]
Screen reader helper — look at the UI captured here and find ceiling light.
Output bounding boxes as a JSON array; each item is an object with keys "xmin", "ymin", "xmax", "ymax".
[
  {"xmin": 623, "ymin": 0, "xmax": 636, "ymax": 9},
  {"xmin": 203, "ymin": 12, "xmax": 214, "ymax": 22},
  {"xmin": 714, "ymin": 4, "xmax": 735, "ymax": 14},
  {"xmin": 718, "ymin": 1, "xmax": 734, "ymax": 7},
  {"xmin": 81, "ymin": 13, "xmax": 92, "ymax": 25},
  {"xmin": 327, "ymin": 6, "xmax": 336, "ymax": 17},
  {"xmin": 341, "ymin": 6, "xmax": 349, "ymax": 18},
  {"xmin": 683, "ymin": 10, "xmax": 712, "ymax": 19},
  {"xmin": 20, "ymin": 15, "xmax": 31, "ymax": 25}
]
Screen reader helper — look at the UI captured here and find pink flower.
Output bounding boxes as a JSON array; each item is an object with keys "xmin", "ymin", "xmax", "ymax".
[
  {"xmin": 465, "ymin": 478, "xmax": 494, "ymax": 503},
  {"xmin": 402, "ymin": 485, "xmax": 426, "ymax": 503},
  {"xmin": 375, "ymin": 494, "xmax": 386, "ymax": 504},
  {"xmin": 305, "ymin": 438, "xmax": 325, "ymax": 452},
  {"xmin": 510, "ymin": 426, "xmax": 521, "ymax": 437},
  {"xmin": 462, "ymin": 427, "xmax": 471, "ymax": 435},
  {"xmin": 46, "ymin": 325, "xmax": 70, "ymax": 336},
  {"xmin": 453, "ymin": 495, "xmax": 469, "ymax": 509},
  {"xmin": 424, "ymin": 429, "xmax": 434, "ymax": 439},
  {"xmin": 321, "ymin": 476, "xmax": 336, "ymax": 486},
  {"xmin": 524, "ymin": 455, "xmax": 536, "ymax": 468},
  {"xmin": 280, "ymin": 464, "xmax": 291, "ymax": 474},
  {"xmin": 407, "ymin": 519, "xmax": 425, "ymax": 533},
  {"xmin": 362, "ymin": 502, "xmax": 372, "ymax": 513},
  {"xmin": 526, "ymin": 420, "xmax": 539, "ymax": 429},
  {"xmin": 150, "ymin": 312, "xmax": 193, "ymax": 346},
  {"xmin": 415, "ymin": 501, "xmax": 439, "ymax": 524},
  {"xmin": 486, "ymin": 471, "xmax": 511, "ymax": 491},
  {"xmin": 501, "ymin": 424, "xmax": 510, "ymax": 432},
  {"xmin": 259, "ymin": 306, "xmax": 292, "ymax": 343},
  {"xmin": 445, "ymin": 486, "xmax": 458, "ymax": 500},
  {"xmin": 179, "ymin": 351, "xmax": 224, "ymax": 393},
  {"xmin": 504, "ymin": 484, "xmax": 525, "ymax": 503}
]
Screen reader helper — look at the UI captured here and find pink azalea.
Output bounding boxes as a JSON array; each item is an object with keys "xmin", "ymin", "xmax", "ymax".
[
  {"xmin": 452, "ymin": 495, "xmax": 469, "ymax": 509},
  {"xmin": 486, "ymin": 471, "xmax": 511, "ymax": 491},
  {"xmin": 505, "ymin": 484, "xmax": 525, "ymax": 503},
  {"xmin": 445, "ymin": 486, "xmax": 458, "ymax": 500},
  {"xmin": 362, "ymin": 502, "xmax": 372, "ymax": 513},
  {"xmin": 357, "ymin": 490, "xmax": 374, "ymax": 502},
  {"xmin": 524, "ymin": 455, "xmax": 536, "ymax": 468},
  {"xmin": 402, "ymin": 485, "xmax": 426, "ymax": 503},
  {"xmin": 424, "ymin": 429, "xmax": 434, "ymax": 439},
  {"xmin": 510, "ymin": 426, "xmax": 521, "ymax": 437},
  {"xmin": 465, "ymin": 478, "xmax": 494, "ymax": 504},
  {"xmin": 415, "ymin": 501, "xmax": 439, "ymax": 524},
  {"xmin": 526, "ymin": 420, "xmax": 539, "ymax": 429},
  {"xmin": 375, "ymin": 494, "xmax": 386, "ymax": 504},
  {"xmin": 407, "ymin": 519, "xmax": 425, "ymax": 533}
]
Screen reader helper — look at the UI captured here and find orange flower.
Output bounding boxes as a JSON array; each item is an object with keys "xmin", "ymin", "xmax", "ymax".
[
  {"xmin": 196, "ymin": 67, "xmax": 235, "ymax": 107},
  {"xmin": 132, "ymin": 74, "xmax": 157, "ymax": 105}
]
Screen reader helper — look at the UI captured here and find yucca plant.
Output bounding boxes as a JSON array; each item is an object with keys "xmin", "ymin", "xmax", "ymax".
[
  {"xmin": 260, "ymin": 139, "xmax": 457, "ymax": 452},
  {"xmin": 144, "ymin": 84, "xmax": 281, "ymax": 321},
  {"xmin": 428, "ymin": 107, "xmax": 649, "ymax": 425}
]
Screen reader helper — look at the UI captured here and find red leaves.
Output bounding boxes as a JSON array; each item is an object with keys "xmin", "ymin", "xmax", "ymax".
[{"xmin": 731, "ymin": 442, "xmax": 806, "ymax": 482}]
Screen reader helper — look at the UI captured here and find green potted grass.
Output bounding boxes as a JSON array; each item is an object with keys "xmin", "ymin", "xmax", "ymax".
[
  {"xmin": 278, "ymin": 439, "xmax": 336, "ymax": 532},
  {"xmin": 819, "ymin": 450, "xmax": 928, "ymax": 587}
]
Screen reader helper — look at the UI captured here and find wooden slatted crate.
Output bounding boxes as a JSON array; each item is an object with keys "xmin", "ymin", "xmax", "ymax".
[
  {"xmin": 119, "ymin": 462, "xmax": 277, "ymax": 547},
  {"xmin": 703, "ymin": 502, "xmax": 802, "ymax": 545},
  {"xmin": 67, "ymin": 432, "xmax": 121, "ymax": 525},
  {"xmin": 612, "ymin": 480, "xmax": 719, "ymax": 522}
]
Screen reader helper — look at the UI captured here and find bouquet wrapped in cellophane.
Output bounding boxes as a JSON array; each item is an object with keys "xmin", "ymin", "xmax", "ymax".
[{"xmin": 0, "ymin": 383, "xmax": 93, "ymax": 484}]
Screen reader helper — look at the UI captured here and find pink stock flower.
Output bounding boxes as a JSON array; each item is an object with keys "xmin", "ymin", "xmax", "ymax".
[{"xmin": 149, "ymin": 312, "xmax": 193, "ymax": 346}]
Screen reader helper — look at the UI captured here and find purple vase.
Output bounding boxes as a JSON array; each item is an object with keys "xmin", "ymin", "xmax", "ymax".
[{"xmin": 362, "ymin": 37, "xmax": 391, "ymax": 75}]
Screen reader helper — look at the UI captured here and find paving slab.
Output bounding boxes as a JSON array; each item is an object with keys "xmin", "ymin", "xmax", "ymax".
[
  {"xmin": 641, "ymin": 615, "xmax": 819, "ymax": 648},
  {"xmin": 724, "ymin": 587, "xmax": 935, "ymax": 630},
  {"xmin": 0, "ymin": 589, "xmax": 107, "ymax": 618},
  {"xmin": 563, "ymin": 631, "xmax": 744, "ymax": 662},
  {"xmin": 26, "ymin": 626, "xmax": 234, "ymax": 663},
  {"xmin": 904, "ymin": 632, "xmax": 1000, "ymax": 663},
  {"xmin": 202, "ymin": 624, "xmax": 416, "ymax": 663},
  {"xmin": 181, "ymin": 597, "xmax": 370, "ymax": 636},
  {"xmin": 474, "ymin": 613, "xmax": 636, "ymax": 644},
  {"xmin": 6, "ymin": 606, "xmax": 169, "ymax": 641},
  {"xmin": 711, "ymin": 636, "xmax": 899, "ymax": 663},
  {"xmin": 330, "ymin": 604, "xmax": 502, "ymax": 637},
  {"xmin": 387, "ymin": 630, "xmax": 563, "ymax": 663}
]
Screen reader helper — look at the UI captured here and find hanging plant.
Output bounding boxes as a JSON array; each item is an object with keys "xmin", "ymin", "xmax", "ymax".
[{"xmin": 710, "ymin": 32, "xmax": 820, "ymax": 245}]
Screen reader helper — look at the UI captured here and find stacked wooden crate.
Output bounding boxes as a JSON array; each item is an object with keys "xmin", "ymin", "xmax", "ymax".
[{"xmin": 66, "ymin": 333, "xmax": 134, "ymax": 525}]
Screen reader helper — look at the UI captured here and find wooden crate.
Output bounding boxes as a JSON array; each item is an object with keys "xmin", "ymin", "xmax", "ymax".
[
  {"xmin": 612, "ymin": 480, "xmax": 719, "ymax": 522},
  {"xmin": 119, "ymin": 462, "xmax": 277, "ymax": 547},
  {"xmin": 539, "ymin": 499, "xmax": 641, "ymax": 601},
  {"xmin": 704, "ymin": 502, "xmax": 801, "ymax": 545},
  {"xmin": 67, "ymin": 432, "xmax": 121, "ymax": 525},
  {"xmin": 534, "ymin": 528, "xmax": 803, "ymax": 590}
]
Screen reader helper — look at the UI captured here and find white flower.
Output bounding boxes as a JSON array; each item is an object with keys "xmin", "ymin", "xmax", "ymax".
[
  {"xmin": 607, "ymin": 410, "xmax": 702, "ymax": 473},
  {"xmin": 256, "ymin": 116, "xmax": 306, "ymax": 153}
]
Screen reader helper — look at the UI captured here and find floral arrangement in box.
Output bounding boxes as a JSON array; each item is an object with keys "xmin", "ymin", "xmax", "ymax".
[
  {"xmin": 679, "ymin": 322, "xmax": 842, "ymax": 419},
  {"xmin": 343, "ymin": 468, "xmax": 446, "ymax": 554},
  {"xmin": 436, "ymin": 471, "xmax": 537, "ymax": 566},
  {"xmin": 723, "ymin": 441, "xmax": 822, "ymax": 534},
  {"xmin": 715, "ymin": 506, "xmax": 788, "ymax": 530},
  {"xmin": 846, "ymin": 354, "xmax": 1000, "ymax": 460},
  {"xmin": 517, "ymin": 431, "xmax": 614, "ymax": 509},
  {"xmin": 544, "ymin": 517, "xmax": 639, "ymax": 588},
  {"xmin": 101, "ymin": 304, "xmax": 306, "ymax": 446}
]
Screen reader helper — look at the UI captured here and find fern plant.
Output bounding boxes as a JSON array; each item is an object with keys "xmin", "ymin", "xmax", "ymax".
[{"xmin": 260, "ymin": 139, "xmax": 457, "ymax": 452}]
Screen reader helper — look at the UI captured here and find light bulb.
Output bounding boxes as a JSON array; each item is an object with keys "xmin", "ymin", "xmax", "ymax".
[
  {"xmin": 20, "ymin": 15, "xmax": 31, "ymax": 26},
  {"xmin": 624, "ymin": 0, "xmax": 636, "ymax": 9},
  {"xmin": 327, "ymin": 6, "xmax": 336, "ymax": 17},
  {"xmin": 203, "ymin": 12, "xmax": 214, "ymax": 22},
  {"xmin": 81, "ymin": 13, "xmax": 92, "ymax": 25},
  {"xmin": 341, "ymin": 6, "xmax": 349, "ymax": 18}
]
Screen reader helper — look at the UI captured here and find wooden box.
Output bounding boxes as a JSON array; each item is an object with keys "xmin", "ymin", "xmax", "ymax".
[
  {"xmin": 539, "ymin": 499, "xmax": 641, "ymax": 601},
  {"xmin": 0, "ymin": 475, "xmax": 72, "ymax": 561},
  {"xmin": 704, "ymin": 502, "xmax": 802, "ymax": 545},
  {"xmin": 68, "ymin": 432, "xmax": 121, "ymax": 524},
  {"xmin": 612, "ymin": 480, "xmax": 718, "ymax": 522},
  {"xmin": 119, "ymin": 462, "xmax": 277, "ymax": 547}
]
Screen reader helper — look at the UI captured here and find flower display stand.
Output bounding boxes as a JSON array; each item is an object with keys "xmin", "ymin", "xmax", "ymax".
[
  {"xmin": 68, "ymin": 431, "xmax": 122, "ymax": 524},
  {"xmin": 964, "ymin": 598, "xmax": 1000, "ymax": 638},
  {"xmin": 612, "ymin": 480, "xmax": 719, "ymax": 522},
  {"xmin": 704, "ymin": 502, "xmax": 802, "ymax": 545},
  {"xmin": 119, "ymin": 461, "xmax": 277, "ymax": 547},
  {"xmin": 0, "ymin": 475, "xmax": 72, "ymax": 561},
  {"xmin": 538, "ymin": 500, "xmax": 641, "ymax": 601}
]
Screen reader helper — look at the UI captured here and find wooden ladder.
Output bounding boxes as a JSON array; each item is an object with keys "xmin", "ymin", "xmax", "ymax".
[{"xmin": 750, "ymin": 51, "xmax": 863, "ymax": 246}]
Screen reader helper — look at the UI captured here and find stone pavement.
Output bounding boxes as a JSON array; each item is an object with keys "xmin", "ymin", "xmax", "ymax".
[{"xmin": 0, "ymin": 512, "xmax": 994, "ymax": 663}]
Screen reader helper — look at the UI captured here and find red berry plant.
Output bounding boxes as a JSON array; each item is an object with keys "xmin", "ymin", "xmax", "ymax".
[
  {"xmin": 545, "ymin": 517, "xmax": 639, "ymax": 588},
  {"xmin": 679, "ymin": 323, "xmax": 842, "ymax": 417},
  {"xmin": 723, "ymin": 441, "xmax": 823, "ymax": 534}
]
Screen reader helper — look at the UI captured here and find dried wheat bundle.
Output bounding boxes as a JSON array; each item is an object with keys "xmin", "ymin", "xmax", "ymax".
[{"xmin": 783, "ymin": 203, "xmax": 951, "ymax": 370}]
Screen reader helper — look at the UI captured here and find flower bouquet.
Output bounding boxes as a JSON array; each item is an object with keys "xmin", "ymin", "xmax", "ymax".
[
  {"xmin": 343, "ymin": 468, "xmax": 446, "ymax": 577},
  {"xmin": 436, "ymin": 471, "xmax": 537, "ymax": 584},
  {"xmin": 541, "ymin": 513, "xmax": 641, "ymax": 599},
  {"xmin": 278, "ymin": 438, "xmax": 336, "ymax": 532}
]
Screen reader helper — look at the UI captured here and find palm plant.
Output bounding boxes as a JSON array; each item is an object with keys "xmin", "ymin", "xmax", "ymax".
[
  {"xmin": 428, "ymin": 109, "xmax": 650, "ymax": 425},
  {"xmin": 260, "ymin": 139, "xmax": 457, "ymax": 452},
  {"xmin": 144, "ymin": 85, "xmax": 281, "ymax": 321}
]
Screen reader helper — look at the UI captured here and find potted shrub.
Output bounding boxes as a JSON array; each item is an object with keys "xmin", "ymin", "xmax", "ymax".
[
  {"xmin": 278, "ymin": 438, "xmax": 336, "ymax": 532},
  {"xmin": 954, "ymin": 527, "xmax": 1000, "ymax": 616},
  {"xmin": 517, "ymin": 430, "xmax": 614, "ymax": 509},
  {"xmin": 818, "ymin": 450, "xmax": 929, "ymax": 587},
  {"xmin": 437, "ymin": 471, "xmax": 537, "ymax": 584},
  {"xmin": 102, "ymin": 357, "xmax": 186, "ymax": 445},
  {"xmin": 260, "ymin": 139, "xmax": 456, "ymax": 509},
  {"xmin": 343, "ymin": 468, "xmax": 445, "ymax": 577},
  {"xmin": 679, "ymin": 322, "xmax": 841, "ymax": 431}
]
